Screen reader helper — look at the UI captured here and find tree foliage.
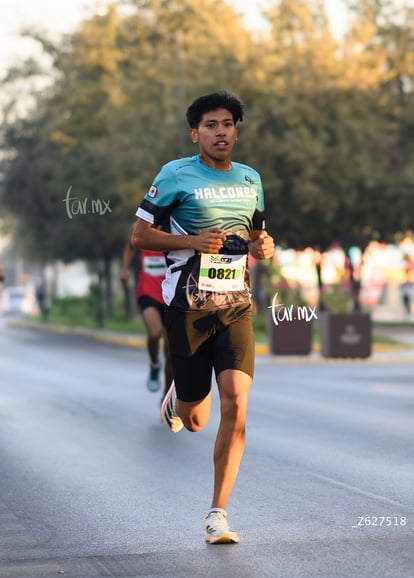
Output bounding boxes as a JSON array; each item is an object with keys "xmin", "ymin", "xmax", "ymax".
[{"xmin": 1, "ymin": 0, "xmax": 414, "ymax": 273}]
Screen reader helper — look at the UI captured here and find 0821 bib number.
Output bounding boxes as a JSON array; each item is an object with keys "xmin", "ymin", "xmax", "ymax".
[
  {"xmin": 207, "ymin": 268, "xmax": 237, "ymax": 280},
  {"xmin": 199, "ymin": 254, "xmax": 246, "ymax": 292}
]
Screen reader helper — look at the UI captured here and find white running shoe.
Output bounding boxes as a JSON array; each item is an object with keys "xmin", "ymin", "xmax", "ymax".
[
  {"xmin": 161, "ymin": 383, "xmax": 184, "ymax": 433},
  {"xmin": 205, "ymin": 510, "xmax": 239, "ymax": 544}
]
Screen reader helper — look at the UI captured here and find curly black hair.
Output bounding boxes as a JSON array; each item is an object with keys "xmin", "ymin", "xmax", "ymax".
[{"xmin": 186, "ymin": 91, "xmax": 244, "ymax": 128}]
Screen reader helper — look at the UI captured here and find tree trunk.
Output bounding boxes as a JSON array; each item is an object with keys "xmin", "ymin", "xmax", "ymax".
[{"xmin": 104, "ymin": 257, "xmax": 112, "ymax": 318}]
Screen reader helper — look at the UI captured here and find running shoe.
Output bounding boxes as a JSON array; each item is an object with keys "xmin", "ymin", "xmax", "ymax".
[
  {"xmin": 147, "ymin": 363, "xmax": 161, "ymax": 392},
  {"xmin": 204, "ymin": 510, "xmax": 239, "ymax": 544},
  {"xmin": 161, "ymin": 383, "xmax": 183, "ymax": 433}
]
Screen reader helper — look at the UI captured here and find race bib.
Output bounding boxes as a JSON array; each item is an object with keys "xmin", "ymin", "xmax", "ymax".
[
  {"xmin": 142, "ymin": 255, "xmax": 167, "ymax": 277},
  {"xmin": 198, "ymin": 254, "xmax": 247, "ymax": 292}
]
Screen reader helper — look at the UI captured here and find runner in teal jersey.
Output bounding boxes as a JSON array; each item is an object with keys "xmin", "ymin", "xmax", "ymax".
[
  {"xmin": 137, "ymin": 154, "xmax": 264, "ymax": 310},
  {"xmin": 131, "ymin": 91, "xmax": 274, "ymax": 544}
]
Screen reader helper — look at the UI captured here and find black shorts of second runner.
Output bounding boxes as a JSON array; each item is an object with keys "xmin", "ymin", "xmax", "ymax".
[
  {"xmin": 163, "ymin": 304, "xmax": 254, "ymax": 402},
  {"xmin": 137, "ymin": 295, "xmax": 165, "ymax": 318}
]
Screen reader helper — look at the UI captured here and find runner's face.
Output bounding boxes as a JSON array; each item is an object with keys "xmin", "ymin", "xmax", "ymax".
[{"xmin": 189, "ymin": 108, "xmax": 238, "ymax": 170}]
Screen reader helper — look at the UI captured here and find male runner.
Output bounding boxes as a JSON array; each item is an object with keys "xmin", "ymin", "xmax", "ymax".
[
  {"xmin": 131, "ymin": 91, "xmax": 274, "ymax": 543},
  {"xmin": 121, "ymin": 242, "xmax": 172, "ymax": 395}
]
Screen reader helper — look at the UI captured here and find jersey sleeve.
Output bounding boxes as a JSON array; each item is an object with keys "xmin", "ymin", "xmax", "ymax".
[{"xmin": 136, "ymin": 163, "xmax": 180, "ymax": 228}]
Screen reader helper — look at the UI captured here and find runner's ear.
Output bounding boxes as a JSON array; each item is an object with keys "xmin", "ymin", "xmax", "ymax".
[{"xmin": 189, "ymin": 128, "xmax": 198, "ymax": 144}]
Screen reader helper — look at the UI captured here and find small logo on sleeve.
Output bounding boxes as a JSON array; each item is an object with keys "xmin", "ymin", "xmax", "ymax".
[{"xmin": 148, "ymin": 185, "xmax": 158, "ymax": 198}]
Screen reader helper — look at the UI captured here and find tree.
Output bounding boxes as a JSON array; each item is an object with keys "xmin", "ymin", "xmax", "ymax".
[
  {"xmin": 1, "ymin": 0, "xmax": 414, "ymax": 304},
  {"xmin": 1, "ymin": 0, "xmax": 254, "ymax": 320}
]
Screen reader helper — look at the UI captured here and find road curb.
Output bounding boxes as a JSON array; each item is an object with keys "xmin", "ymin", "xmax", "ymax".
[
  {"xmin": 7, "ymin": 319, "xmax": 147, "ymax": 349},
  {"xmin": 7, "ymin": 319, "xmax": 414, "ymax": 364}
]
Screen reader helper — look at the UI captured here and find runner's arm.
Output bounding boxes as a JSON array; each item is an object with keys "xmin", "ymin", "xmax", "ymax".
[
  {"xmin": 121, "ymin": 234, "xmax": 136, "ymax": 282},
  {"xmin": 131, "ymin": 218, "xmax": 226, "ymax": 254}
]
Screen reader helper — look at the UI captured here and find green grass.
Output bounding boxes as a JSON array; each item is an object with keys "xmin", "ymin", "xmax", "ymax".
[
  {"xmin": 33, "ymin": 310, "xmax": 147, "ymax": 335},
  {"xmin": 34, "ymin": 295, "xmax": 148, "ymax": 334},
  {"xmin": 32, "ymin": 296, "xmax": 409, "ymax": 347}
]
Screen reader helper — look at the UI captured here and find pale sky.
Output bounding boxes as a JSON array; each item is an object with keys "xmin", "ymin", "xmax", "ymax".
[{"xmin": 0, "ymin": 0, "xmax": 347, "ymax": 74}]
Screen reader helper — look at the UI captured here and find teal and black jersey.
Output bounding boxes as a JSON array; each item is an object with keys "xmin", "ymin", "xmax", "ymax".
[{"xmin": 136, "ymin": 155, "xmax": 266, "ymax": 311}]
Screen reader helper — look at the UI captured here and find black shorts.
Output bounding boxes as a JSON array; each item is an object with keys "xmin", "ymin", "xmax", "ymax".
[
  {"xmin": 137, "ymin": 295, "xmax": 165, "ymax": 318},
  {"xmin": 163, "ymin": 304, "xmax": 254, "ymax": 402}
]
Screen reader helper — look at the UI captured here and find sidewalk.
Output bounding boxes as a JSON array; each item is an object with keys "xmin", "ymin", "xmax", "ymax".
[{"xmin": 6, "ymin": 318, "xmax": 414, "ymax": 364}]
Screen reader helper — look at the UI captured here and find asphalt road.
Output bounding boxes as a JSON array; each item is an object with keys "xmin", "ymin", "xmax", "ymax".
[{"xmin": 0, "ymin": 318, "xmax": 413, "ymax": 578}]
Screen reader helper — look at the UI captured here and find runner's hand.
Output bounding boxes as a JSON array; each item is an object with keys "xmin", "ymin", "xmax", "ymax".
[
  {"xmin": 249, "ymin": 232, "xmax": 275, "ymax": 260},
  {"xmin": 193, "ymin": 228, "xmax": 226, "ymax": 254},
  {"xmin": 120, "ymin": 269, "xmax": 129, "ymax": 282}
]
